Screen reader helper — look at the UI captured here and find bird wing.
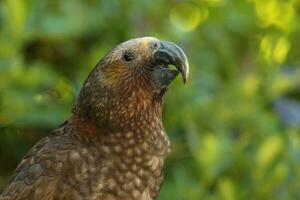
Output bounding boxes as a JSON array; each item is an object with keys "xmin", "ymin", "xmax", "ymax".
[{"xmin": 0, "ymin": 130, "xmax": 72, "ymax": 200}]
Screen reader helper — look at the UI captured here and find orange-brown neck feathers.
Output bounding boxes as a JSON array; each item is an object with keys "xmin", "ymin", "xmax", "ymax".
[{"xmin": 72, "ymin": 64, "xmax": 164, "ymax": 136}]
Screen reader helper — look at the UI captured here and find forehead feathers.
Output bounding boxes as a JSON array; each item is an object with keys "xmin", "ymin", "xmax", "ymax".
[{"xmin": 101, "ymin": 37, "xmax": 159, "ymax": 65}]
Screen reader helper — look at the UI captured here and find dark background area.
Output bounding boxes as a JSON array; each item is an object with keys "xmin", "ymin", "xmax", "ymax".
[{"xmin": 1, "ymin": 0, "xmax": 300, "ymax": 199}]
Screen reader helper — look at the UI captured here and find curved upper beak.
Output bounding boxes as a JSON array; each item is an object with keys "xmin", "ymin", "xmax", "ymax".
[{"xmin": 154, "ymin": 41, "xmax": 189, "ymax": 84}]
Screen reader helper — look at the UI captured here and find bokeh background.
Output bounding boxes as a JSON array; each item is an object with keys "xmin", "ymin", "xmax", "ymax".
[{"xmin": 1, "ymin": 0, "xmax": 300, "ymax": 199}]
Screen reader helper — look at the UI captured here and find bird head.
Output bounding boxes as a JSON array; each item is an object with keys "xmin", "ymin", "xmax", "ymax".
[
  {"xmin": 73, "ymin": 37, "xmax": 189, "ymax": 131},
  {"xmin": 98, "ymin": 37, "xmax": 189, "ymax": 94}
]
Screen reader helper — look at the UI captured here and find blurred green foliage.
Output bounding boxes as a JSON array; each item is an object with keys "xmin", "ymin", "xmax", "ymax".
[{"xmin": 1, "ymin": 0, "xmax": 300, "ymax": 199}]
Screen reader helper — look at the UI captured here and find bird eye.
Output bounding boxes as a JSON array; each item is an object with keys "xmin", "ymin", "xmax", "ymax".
[{"xmin": 123, "ymin": 52, "xmax": 134, "ymax": 62}]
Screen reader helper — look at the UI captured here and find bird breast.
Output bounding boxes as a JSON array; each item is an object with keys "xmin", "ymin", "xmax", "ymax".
[{"xmin": 88, "ymin": 128, "xmax": 169, "ymax": 200}]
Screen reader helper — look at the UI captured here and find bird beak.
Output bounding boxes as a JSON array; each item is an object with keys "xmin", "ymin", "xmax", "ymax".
[{"xmin": 153, "ymin": 40, "xmax": 189, "ymax": 85}]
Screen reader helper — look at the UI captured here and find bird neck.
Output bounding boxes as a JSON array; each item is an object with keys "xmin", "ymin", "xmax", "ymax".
[
  {"xmin": 67, "ymin": 81, "xmax": 171, "ymax": 157},
  {"xmin": 70, "ymin": 84, "xmax": 165, "ymax": 137}
]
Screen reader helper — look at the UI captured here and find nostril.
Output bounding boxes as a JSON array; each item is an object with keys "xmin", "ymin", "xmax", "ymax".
[{"xmin": 150, "ymin": 41, "xmax": 159, "ymax": 49}]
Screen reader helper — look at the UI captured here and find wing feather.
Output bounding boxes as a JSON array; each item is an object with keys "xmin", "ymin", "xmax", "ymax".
[{"xmin": 0, "ymin": 129, "xmax": 72, "ymax": 200}]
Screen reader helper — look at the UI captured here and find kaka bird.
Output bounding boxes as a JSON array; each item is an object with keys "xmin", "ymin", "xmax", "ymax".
[{"xmin": 0, "ymin": 37, "xmax": 189, "ymax": 200}]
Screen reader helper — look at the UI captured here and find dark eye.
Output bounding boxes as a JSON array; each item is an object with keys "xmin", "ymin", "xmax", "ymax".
[{"xmin": 123, "ymin": 52, "xmax": 134, "ymax": 62}]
